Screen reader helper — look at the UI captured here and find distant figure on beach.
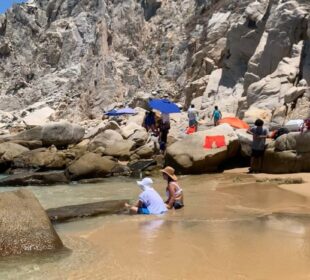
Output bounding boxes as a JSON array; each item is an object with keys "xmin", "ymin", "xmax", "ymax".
[
  {"xmin": 211, "ymin": 106, "xmax": 222, "ymax": 126},
  {"xmin": 159, "ymin": 113, "xmax": 170, "ymax": 153},
  {"xmin": 161, "ymin": 166, "xmax": 184, "ymax": 209},
  {"xmin": 143, "ymin": 111, "xmax": 156, "ymax": 132},
  {"xmin": 247, "ymin": 118, "xmax": 269, "ymax": 173},
  {"xmin": 125, "ymin": 178, "xmax": 167, "ymax": 215},
  {"xmin": 187, "ymin": 104, "xmax": 199, "ymax": 132}
]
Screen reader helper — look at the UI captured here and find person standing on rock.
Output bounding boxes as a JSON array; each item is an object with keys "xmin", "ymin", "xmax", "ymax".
[
  {"xmin": 159, "ymin": 113, "xmax": 170, "ymax": 153},
  {"xmin": 247, "ymin": 118, "xmax": 269, "ymax": 173},
  {"xmin": 211, "ymin": 106, "xmax": 222, "ymax": 126},
  {"xmin": 161, "ymin": 166, "xmax": 184, "ymax": 210},
  {"xmin": 143, "ymin": 111, "xmax": 156, "ymax": 132},
  {"xmin": 188, "ymin": 104, "xmax": 199, "ymax": 132},
  {"xmin": 125, "ymin": 177, "xmax": 167, "ymax": 215}
]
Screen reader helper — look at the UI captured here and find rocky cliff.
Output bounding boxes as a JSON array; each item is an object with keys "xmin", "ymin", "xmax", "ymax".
[{"xmin": 0, "ymin": 0, "xmax": 309, "ymax": 127}]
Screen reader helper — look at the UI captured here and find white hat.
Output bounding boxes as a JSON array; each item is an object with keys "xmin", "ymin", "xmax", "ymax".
[{"xmin": 137, "ymin": 177, "xmax": 153, "ymax": 190}]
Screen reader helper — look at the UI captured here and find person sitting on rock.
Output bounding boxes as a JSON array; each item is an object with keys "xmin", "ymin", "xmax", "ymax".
[
  {"xmin": 161, "ymin": 166, "xmax": 184, "ymax": 209},
  {"xmin": 211, "ymin": 105, "xmax": 222, "ymax": 126},
  {"xmin": 247, "ymin": 118, "xmax": 269, "ymax": 173},
  {"xmin": 125, "ymin": 177, "xmax": 167, "ymax": 215}
]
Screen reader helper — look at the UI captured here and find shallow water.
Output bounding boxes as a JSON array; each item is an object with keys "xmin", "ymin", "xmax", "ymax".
[{"xmin": 1, "ymin": 174, "xmax": 310, "ymax": 279}]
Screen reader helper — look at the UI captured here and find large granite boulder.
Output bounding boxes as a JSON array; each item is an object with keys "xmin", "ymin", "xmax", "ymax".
[
  {"xmin": 11, "ymin": 122, "xmax": 85, "ymax": 147},
  {"xmin": 275, "ymin": 132, "xmax": 310, "ymax": 153},
  {"xmin": 235, "ymin": 129, "xmax": 253, "ymax": 157},
  {"xmin": 22, "ymin": 106, "xmax": 55, "ymax": 127},
  {"xmin": 259, "ymin": 132, "xmax": 310, "ymax": 173},
  {"xmin": 89, "ymin": 129, "xmax": 123, "ymax": 150},
  {"xmin": 0, "ymin": 189, "xmax": 63, "ymax": 256},
  {"xmin": 0, "ymin": 142, "xmax": 29, "ymax": 161},
  {"xmin": 89, "ymin": 129, "xmax": 136, "ymax": 159},
  {"xmin": 13, "ymin": 147, "xmax": 68, "ymax": 170},
  {"xmin": 261, "ymin": 149, "xmax": 310, "ymax": 174},
  {"xmin": 66, "ymin": 152, "xmax": 117, "ymax": 180},
  {"xmin": 84, "ymin": 121, "xmax": 120, "ymax": 139},
  {"xmin": 165, "ymin": 124, "xmax": 240, "ymax": 173}
]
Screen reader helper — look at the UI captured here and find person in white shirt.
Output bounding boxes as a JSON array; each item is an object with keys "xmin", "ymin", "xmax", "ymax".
[
  {"xmin": 125, "ymin": 178, "xmax": 167, "ymax": 215},
  {"xmin": 187, "ymin": 104, "xmax": 199, "ymax": 132}
]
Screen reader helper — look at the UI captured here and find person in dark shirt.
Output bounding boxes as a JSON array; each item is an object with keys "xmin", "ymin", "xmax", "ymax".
[
  {"xmin": 247, "ymin": 119, "xmax": 269, "ymax": 173},
  {"xmin": 143, "ymin": 111, "xmax": 156, "ymax": 132}
]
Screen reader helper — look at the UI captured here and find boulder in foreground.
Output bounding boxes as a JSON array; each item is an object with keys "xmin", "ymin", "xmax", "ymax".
[{"xmin": 0, "ymin": 189, "xmax": 63, "ymax": 256}]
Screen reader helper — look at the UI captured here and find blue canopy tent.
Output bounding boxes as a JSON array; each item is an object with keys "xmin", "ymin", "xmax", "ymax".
[
  {"xmin": 105, "ymin": 108, "xmax": 136, "ymax": 116},
  {"xmin": 148, "ymin": 99, "xmax": 180, "ymax": 114}
]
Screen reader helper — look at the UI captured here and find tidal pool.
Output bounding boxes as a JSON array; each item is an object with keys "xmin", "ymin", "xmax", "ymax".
[{"xmin": 1, "ymin": 174, "xmax": 310, "ymax": 280}]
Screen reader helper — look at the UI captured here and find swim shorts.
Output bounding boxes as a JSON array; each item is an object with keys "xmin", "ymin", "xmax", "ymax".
[
  {"xmin": 251, "ymin": 149, "xmax": 265, "ymax": 158},
  {"xmin": 173, "ymin": 201, "xmax": 184, "ymax": 210},
  {"xmin": 138, "ymin": 207, "xmax": 150, "ymax": 214}
]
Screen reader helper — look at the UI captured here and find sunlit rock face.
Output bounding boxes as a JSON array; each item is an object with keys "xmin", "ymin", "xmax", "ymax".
[{"xmin": 0, "ymin": 0, "xmax": 309, "ymax": 126}]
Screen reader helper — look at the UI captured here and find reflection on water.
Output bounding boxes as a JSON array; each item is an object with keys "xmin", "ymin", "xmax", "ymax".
[{"xmin": 1, "ymin": 174, "xmax": 310, "ymax": 279}]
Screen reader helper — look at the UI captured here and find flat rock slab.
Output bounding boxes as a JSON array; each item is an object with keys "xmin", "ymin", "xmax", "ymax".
[
  {"xmin": 46, "ymin": 200, "xmax": 128, "ymax": 223},
  {"xmin": 0, "ymin": 171, "xmax": 69, "ymax": 186}
]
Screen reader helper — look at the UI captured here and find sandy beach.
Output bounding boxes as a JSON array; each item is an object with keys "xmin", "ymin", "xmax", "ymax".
[{"xmin": 225, "ymin": 168, "xmax": 310, "ymax": 198}]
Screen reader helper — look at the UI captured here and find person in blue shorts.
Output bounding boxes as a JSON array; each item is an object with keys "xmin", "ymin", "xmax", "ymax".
[{"xmin": 125, "ymin": 178, "xmax": 167, "ymax": 215}]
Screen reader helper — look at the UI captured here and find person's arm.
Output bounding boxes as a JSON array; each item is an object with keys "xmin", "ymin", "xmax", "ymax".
[
  {"xmin": 219, "ymin": 111, "xmax": 222, "ymax": 118},
  {"xmin": 166, "ymin": 184, "xmax": 176, "ymax": 209},
  {"xmin": 211, "ymin": 111, "xmax": 214, "ymax": 120},
  {"xmin": 259, "ymin": 129, "xmax": 269, "ymax": 139}
]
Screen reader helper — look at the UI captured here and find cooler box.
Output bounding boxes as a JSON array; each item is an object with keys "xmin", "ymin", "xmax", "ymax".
[{"xmin": 284, "ymin": 119, "xmax": 304, "ymax": 132}]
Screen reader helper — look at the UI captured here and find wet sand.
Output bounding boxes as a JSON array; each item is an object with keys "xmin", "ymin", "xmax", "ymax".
[{"xmin": 226, "ymin": 168, "xmax": 310, "ymax": 198}]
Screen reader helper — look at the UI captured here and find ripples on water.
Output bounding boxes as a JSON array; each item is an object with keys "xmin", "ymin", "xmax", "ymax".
[{"xmin": 1, "ymin": 174, "xmax": 310, "ymax": 279}]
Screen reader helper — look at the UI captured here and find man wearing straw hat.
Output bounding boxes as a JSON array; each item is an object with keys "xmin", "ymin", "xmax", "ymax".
[{"xmin": 160, "ymin": 166, "xmax": 184, "ymax": 209}]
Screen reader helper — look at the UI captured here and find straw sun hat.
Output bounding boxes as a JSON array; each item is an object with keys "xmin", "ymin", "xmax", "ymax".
[{"xmin": 160, "ymin": 166, "xmax": 177, "ymax": 181}]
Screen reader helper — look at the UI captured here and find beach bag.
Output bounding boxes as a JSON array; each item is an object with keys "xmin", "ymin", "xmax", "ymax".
[
  {"xmin": 203, "ymin": 135, "xmax": 226, "ymax": 149},
  {"xmin": 186, "ymin": 126, "xmax": 196, "ymax": 135},
  {"xmin": 273, "ymin": 127, "xmax": 289, "ymax": 139}
]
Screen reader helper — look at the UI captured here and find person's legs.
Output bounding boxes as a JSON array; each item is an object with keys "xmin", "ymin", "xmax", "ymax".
[
  {"xmin": 129, "ymin": 206, "xmax": 138, "ymax": 214},
  {"xmin": 160, "ymin": 129, "xmax": 169, "ymax": 152},
  {"xmin": 249, "ymin": 156, "xmax": 255, "ymax": 172},
  {"xmin": 257, "ymin": 151, "xmax": 265, "ymax": 172}
]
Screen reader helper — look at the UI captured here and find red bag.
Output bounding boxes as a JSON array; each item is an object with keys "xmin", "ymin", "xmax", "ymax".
[
  {"xmin": 186, "ymin": 126, "xmax": 196, "ymax": 134},
  {"xmin": 204, "ymin": 135, "xmax": 226, "ymax": 149}
]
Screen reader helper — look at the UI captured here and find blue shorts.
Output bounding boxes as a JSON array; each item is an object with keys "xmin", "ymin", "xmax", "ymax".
[
  {"xmin": 138, "ymin": 207, "xmax": 150, "ymax": 215},
  {"xmin": 189, "ymin": 119, "xmax": 197, "ymax": 127}
]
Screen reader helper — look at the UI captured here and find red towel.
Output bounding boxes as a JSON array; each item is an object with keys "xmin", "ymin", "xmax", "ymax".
[
  {"xmin": 186, "ymin": 126, "xmax": 196, "ymax": 134},
  {"xmin": 204, "ymin": 135, "xmax": 226, "ymax": 149}
]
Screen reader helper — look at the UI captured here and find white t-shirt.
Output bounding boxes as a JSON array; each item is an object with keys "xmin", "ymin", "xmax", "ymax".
[
  {"xmin": 139, "ymin": 188, "xmax": 167, "ymax": 214},
  {"xmin": 188, "ymin": 107, "xmax": 198, "ymax": 121}
]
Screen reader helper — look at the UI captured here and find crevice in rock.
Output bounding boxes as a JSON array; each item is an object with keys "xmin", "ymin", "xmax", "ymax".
[
  {"xmin": 297, "ymin": 40, "xmax": 308, "ymax": 84},
  {"xmin": 141, "ymin": 0, "xmax": 162, "ymax": 21}
]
